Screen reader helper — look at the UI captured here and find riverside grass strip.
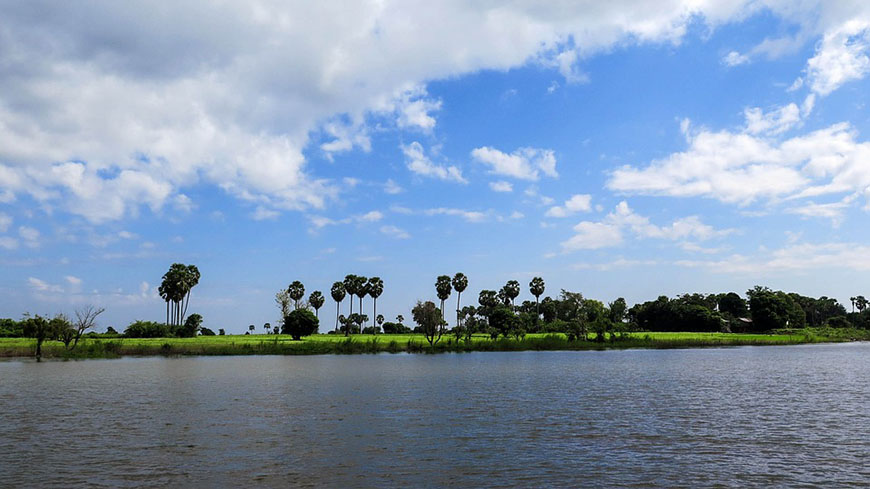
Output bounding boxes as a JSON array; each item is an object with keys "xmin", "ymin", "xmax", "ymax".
[{"xmin": 1, "ymin": 329, "xmax": 868, "ymax": 359}]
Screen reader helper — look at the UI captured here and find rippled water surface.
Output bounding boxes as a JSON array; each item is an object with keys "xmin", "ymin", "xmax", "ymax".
[{"xmin": 1, "ymin": 343, "xmax": 869, "ymax": 487}]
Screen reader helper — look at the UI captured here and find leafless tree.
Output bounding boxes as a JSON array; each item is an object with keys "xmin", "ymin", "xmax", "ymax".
[{"xmin": 70, "ymin": 305, "xmax": 105, "ymax": 350}]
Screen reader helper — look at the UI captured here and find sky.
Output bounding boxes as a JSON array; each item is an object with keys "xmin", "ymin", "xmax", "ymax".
[{"xmin": 2, "ymin": 1, "xmax": 870, "ymax": 332}]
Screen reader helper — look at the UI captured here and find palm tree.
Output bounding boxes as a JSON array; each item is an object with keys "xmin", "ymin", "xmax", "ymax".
[
  {"xmin": 288, "ymin": 281, "xmax": 305, "ymax": 309},
  {"xmin": 264, "ymin": 322, "xmax": 271, "ymax": 334},
  {"xmin": 354, "ymin": 275, "xmax": 368, "ymax": 327},
  {"xmin": 309, "ymin": 291, "xmax": 325, "ymax": 318},
  {"xmin": 248, "ymin": 324, "xmax": 255, "ymax": 334},
  {"xmin": 435, "ymin": 275, "xmax": 452, "ymax": 323},
  {"xmin": 529, "ymin": 277, "xmax": 545, "ymax": 317},
  {"xmin": 452, "ymin": 272, "xmax": 468, "ymax": 329},
  {"xmin": 331, "ymin": 282, "xmax": 346, "ymax": 333},
  {"xmin": 857, "ymin": 296, "xmax": 868, "ymax": 313},
  {"xmin": 376, "ymin": 314, "xmax": 384, "ymax": 329},
  {"xmin": 504, "ymin": 280, "xmax": 520, "ymax": 308},
  {"xmin": 396, "ymin": 314, "xmax": 404, "ymax": 324},
  {"xmin": 343, "ymin": 274, "xmax": 357, "ymax": 322},
  {"xmin": 367, "ymin": 277, "xmax": 384, "ymax": 334},
  {"xmin": 851, "ymin": 296, "xmax": 856, "ymax": 313}
]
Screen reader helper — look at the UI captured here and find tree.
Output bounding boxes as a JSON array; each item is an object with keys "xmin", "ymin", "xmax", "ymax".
[
  {"xmin": 856, "ymin": 295, "xmax": 868, "ymax": 313},
  {"xmin": 608, "ymin": 298, "xmax": 627, "ymax": 325},
  {"xmin": 718, "ymin": 292, "xmax": 748, "ymax": 318},
  {"xmin": 452, "ymin": 272, "xmax": 468, "ymax": 329},
  {"xmin": 218, "ymin": 328, "xmax": 225, "ymax": 335},
  {"xmin": 354, "ymin": 276, "xmax": 368, "ymax": 327},
  {"xmin": 159, "ymin": 263, "xmax": 200, "ymax": 328},
  {"xmin": 376, "ymin": 314, "xmax": 384, "ymax": 328},
  {"xmin": 282, "ymin": 309, "xmax": 319, "ymax": 340},
  {"xmin": 70, "ymin": 305, "xmax": 105, "ymax": 350},
  {"xmin": 309, "ymin": 291, "xmax": 325, "ymax": 318},
  {"xmin": 288, "ymin": 281, "xmax": 305, "ymax": 309},
  {"xmin": 396, "ymin": 314, "xmax": 404, "ymax": 324},
  {"xmin": 435, "ymin": 275, "xmax": 452, "ymax": 322},
  {"xmin": 367, "ymin": 277, "xmax": 384, "ymax": 334},
  {"xmin": 488, "ymin": 305, "xmax": 516, "ymax": 339},
  {"xmin": 503, "ymin": 280, "xmax": 521, "ymax": 308},
  {"xmin": 343, "ymin": 275, "xmax": 358, "ymax": 321},
  {"xmin": 264, "ymin": 322, "xmax": 271, "ymax": 334},
  {"xmin": 249, "ymin": 324, "xmax": 255, "ymax": 334},
  {"xmin": 180, "ymin": 314, "xmax": 202, "ymax": 337},
  {"xmin": 529, "ymin": 277, "xmax": 545, "ymax": 317},
  {"xmin": 412, "ymin": 300, "xmax": 445, "ymax": 346},
  {"xmin": 331, "ymin": 281, "xmax": 346, "ymax": 333},
  {"xmin": 275, "ymin": 289, "xmax": 291, "ymax": 320},
  {"xmin": 22, "ymin": 314, "xmax": 51, "ymax": 360},
  {"xmin": 201, "ymin": 327, "xmax": 216, "ymax": 336}
]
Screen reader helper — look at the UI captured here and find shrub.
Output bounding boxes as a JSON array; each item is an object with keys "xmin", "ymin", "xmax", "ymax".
[
  {"xmin": 282, "ymin": 309, "xmax": 319, "ymax": 340},
  {"xmin": 200, "ymin": 327, "xmax": 216, "ymax": 336},
  {"xmin": 124, "ymin": 320, "xmax": 172, "ymax": 338}
]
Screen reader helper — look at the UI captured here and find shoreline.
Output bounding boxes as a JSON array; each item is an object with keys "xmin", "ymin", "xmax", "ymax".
[{"xmin": 2, "ymin": 329, "xmax": 867, "ymax": 360}]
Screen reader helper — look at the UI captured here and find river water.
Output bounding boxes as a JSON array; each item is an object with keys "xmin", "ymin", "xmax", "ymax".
[{"xmin": 1, "ymin": 343, "xmax": 868, "ymax": 487}]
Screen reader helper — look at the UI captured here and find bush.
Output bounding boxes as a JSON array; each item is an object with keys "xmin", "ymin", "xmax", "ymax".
[
  {"xmin": 361, "ymin": 326, "xmax": 381, "ymax": 334},
  {"xmin": 124, "ymin": 320, "xmax": 172, "ymax": 338},
  {"xmin": 826, "ymin": 316, "xmax": 851, "ymax": 328},
  {"xmin": 381, "ymin": 321, "xmax": 411, "ymax": 334},
  {"xmin": 282, "ymin": 309, "xmax": 319, "ymax": 340},
  {"xmin": 200, "ymin": 327, "xmax": 216, "ymax": 336}
]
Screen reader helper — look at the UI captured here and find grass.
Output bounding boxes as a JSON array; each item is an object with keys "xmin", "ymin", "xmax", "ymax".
[{"xmin": 1, "ymin": 328, "xmax": 868, "ymax": 359}]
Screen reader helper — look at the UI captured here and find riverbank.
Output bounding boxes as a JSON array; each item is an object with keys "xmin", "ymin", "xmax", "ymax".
[{"xmin": 2, "ymin": 329, "xmax": 868, "ymax": 359}]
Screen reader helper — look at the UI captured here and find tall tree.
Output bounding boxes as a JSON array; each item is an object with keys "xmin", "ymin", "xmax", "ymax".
[
  {"xmin": 354, "ymin": 275, "xmax": 368, "ymax": 327},
  {"xmin": 529, "ymin": 277, "xmax": 545, "ymax": 317},
  {"xmin": 288, "ymin": 281, "xmax": 305, "ymax": 309},
  {"xmin": 309, "ymin": 291, "xmax": 325, "ymax": 318},
  {"xmin": 452, "ymin": 273, "xmax": 468, "ymax": 329},
  {"xmin": 275, "ymin": 289, "xmax": 291, "ymax": 324},
  {"xmin": 71, "ymin": 305, "xmax": 105, "ymax": 350},
  {"xmin": 504, "ymin": 280, "xmax": 520, "ymax": 308},
  {"xmin": 367, "ymin": 277, "xmax": 384, "ymax": 334},
  {"xmin": 413, "ymin": 300, "xmax": 445, "ymax": 346},
  {"xmin": 435, "ymin": 275, "xmax": 452, "ymax": 322},
  {"xmin": 343, "ymin": 274, "xmax": 358, "ymax": 323},
  {"xmin": 331, "ymin": 281, "xmax": 346, "ymax": 333},
  {"xmin": 159, "ymin": 263, "xmax": 200, "ymax": 328}
]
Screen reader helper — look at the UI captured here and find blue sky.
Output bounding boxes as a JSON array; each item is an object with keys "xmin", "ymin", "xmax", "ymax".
[{"xmin": 2, "ymin": 2, "xmax": 870, "ymax": 332}]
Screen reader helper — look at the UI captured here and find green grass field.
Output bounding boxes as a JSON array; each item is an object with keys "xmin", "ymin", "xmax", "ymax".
[{"xmin": 2, "ymin": 329, "xmax": 867, "ymax": 359}]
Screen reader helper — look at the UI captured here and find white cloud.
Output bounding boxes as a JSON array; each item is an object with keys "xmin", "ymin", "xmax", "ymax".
[
  {"xmin": 384, "ymin": 179, "xmax": 403, "ymax": 195},
  {"xmin": 510, "ymin": 211, "xmax": 524, "ymax": 220},
  {"xmin": 65, "ymin": 275, "xmax": 82, "ymax": 286},
  {"xmin": 424, "ymin": 207, "xmax": 488, "ymax": 223},
  {"xmin": 806, "ymin": 20, "xmax": 870, "ymax": 96},
  {"xmin": 744, "ymin": 103, "xmax": 801, "ymax": 135},
  {"xmin": 0, "ymin": 237, "xmax": 17, "ymax": 250},
  {"xmin": 0, "ymin": 213, "xmax": 11, "ymax": 232},
  {"xmin": 561, "ymin": 201, "xmax": 730, "ymax": 252},
  {"xmin": 471, "ymin": 146, "xmax": 557, "ymax": 181},
  {"xmin": 489, "ymin": 181, "xmax": 513, "ymax": 192},
  {"xmin": 676, "ymin": 242, "xmax": 870, "ymax": 274},
  {"xmin": 18, "ymin": 226, "xmax": 40, "ymax": 248},
  {"xmin": 609, "ymin": 118, "xmax": 870, "ymax": 208},
  {"xmin": 0, "ymin": 1, "xmax": 867, "ymax": 225},
  {"xmin": 380, "ymin": 225, "xmax": 411, "ymax": 239},
  {"xmin": 572, "ymin": 258, "xmax": 658, "ymax": 271},
  {"xmin": 545, "ymin": 194, "xmax": 592, "ymax": 217},
  {"xmin": 722, "ymin": 50, "xmax": 749, "ymax": 66},
  {"xmin": 402, "ymin": 142, "xmax": 466, "ymax": 183},
  {"xmin": 252, "ymin": 206, "xmax": 280, "ymax": 221},
  {"xmin": 359, "ymin": 211, "xmax": 384, "ymax": 222},
  {"xmin": 28, "ymin": 277, "xmax": 63, "ymax": 293}
]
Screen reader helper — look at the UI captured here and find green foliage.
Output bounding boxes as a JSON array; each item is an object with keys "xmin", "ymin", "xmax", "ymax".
[
  {"xmin": 124, "ymin": 320, "xmax": 173, "ymax": 338},
  {"xmin": 488, "ymin": 305, "xmax": 516, "ymax": 339},
  {"xmin": 282, "ymin": 308, "xmax": 319, "ymax": 340},
  {"xmin": 200, "ymin": 327, "xmax": 216, "ymax": 336},
  {"xmin": 179, "ymin": 313, "xmax": 203, "ymax": 337},
  {"xmin": 412, "ymin": 300, "xmax": 445, "ymax": 345}
]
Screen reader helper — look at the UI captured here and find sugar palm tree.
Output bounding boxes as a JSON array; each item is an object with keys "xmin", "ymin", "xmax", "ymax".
[
  {"xmin": 436, "ymin": 275, "xmax": 452, "ymax": 323},
  {"xmin": 529, "ymin": 277, "xmax": 545, "ymax": 317},
  {"xmin": 288, "ymin": 281, "xmax": 305, "ymax": 309},
  {"xmin": 343, "ymin": 275, "xmax": 358, "ymax": 322},
  {"xmin": 367, "ymin": 277, "xmax": 384, "ymax": 334},
  {"xmin": 309, "ymin": 291, "xmax": 325, "ymax": 318},
  {"xmin": 331, "ymin": 282, "xmax": 346, "ymax": 332},
  {"xmin": 504, "ymin": 280, "xmax": 520, "ymax": 308},
  {"xmin": 354, "ymin": 275, "xmax": 368, "ymax": 327},
  {"xmin": 452, "ymin": 272, "xmax": 468, "ymax": 329}
]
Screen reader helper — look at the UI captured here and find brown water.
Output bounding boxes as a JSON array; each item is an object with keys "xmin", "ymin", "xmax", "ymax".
[{"xmin": 1, "ymin": 343, "xmax": 868, "ymax": 487}]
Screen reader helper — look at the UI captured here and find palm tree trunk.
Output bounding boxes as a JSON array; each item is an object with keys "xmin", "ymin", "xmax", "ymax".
[
  {"xmin": 335, "ymin": 302, "xmax": 340, "ymax": 332},
  {"xmin": 456, "ymin": 293, "xmax": 461, "ymax": 328},
  {"xmin": 372, "ymin": 299, "xmax": 376, "ymax": 334}
]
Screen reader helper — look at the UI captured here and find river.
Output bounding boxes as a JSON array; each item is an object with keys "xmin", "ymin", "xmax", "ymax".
[{"xmin": 1, "ymin": 343, "xmax": 868, "ymax": 487}]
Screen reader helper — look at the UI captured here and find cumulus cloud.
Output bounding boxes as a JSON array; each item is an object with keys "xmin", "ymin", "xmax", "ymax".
[
  {"xmin": 1, "ymin": 1, "xmax": 867, "ymax": 225},
  {"xmin": 424, "ymin": 207, "xmax": 488, "ymax": 222},
  {"xmin": 471, "ymin": 146, "xmax": 557, "ymax": 181},
  {"xmin": 545, "ymin": 194, "xmax": 592, "ymax": 217},
  {"xmin": 608, "ymin": 116, "xmax": 870, "ymax": 212},
  {"xmin": 384, "ymin": 179, "xmax": 403, "ymax": 194},
  {"xmin": 380, "ymin": 225, "xmax": 411, "ymax": 239},
  {"xmin": 722, "ymin": 50, "xmax": 750, "ymax": 66},
  {"xmin": 308, "ymin": 210, "xmax": 384, "ymax": 229},
  {"xmin": 676, "ymin": 242, "xmax": 870, "ymax": 274},
  {"xmin": 561, "ymin": 201, "xmax": 731, "ymax": 252},
  {"xmin": 806, "ymin": 20, "xmax": 870, "ymax": 96},
  {"xmin": 489, "ymin": 181, "xmax": 513, "ymax": 192},
  {"xmin": 402, "ymin": 142, "xmax": 466, "ymax": 183}
]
